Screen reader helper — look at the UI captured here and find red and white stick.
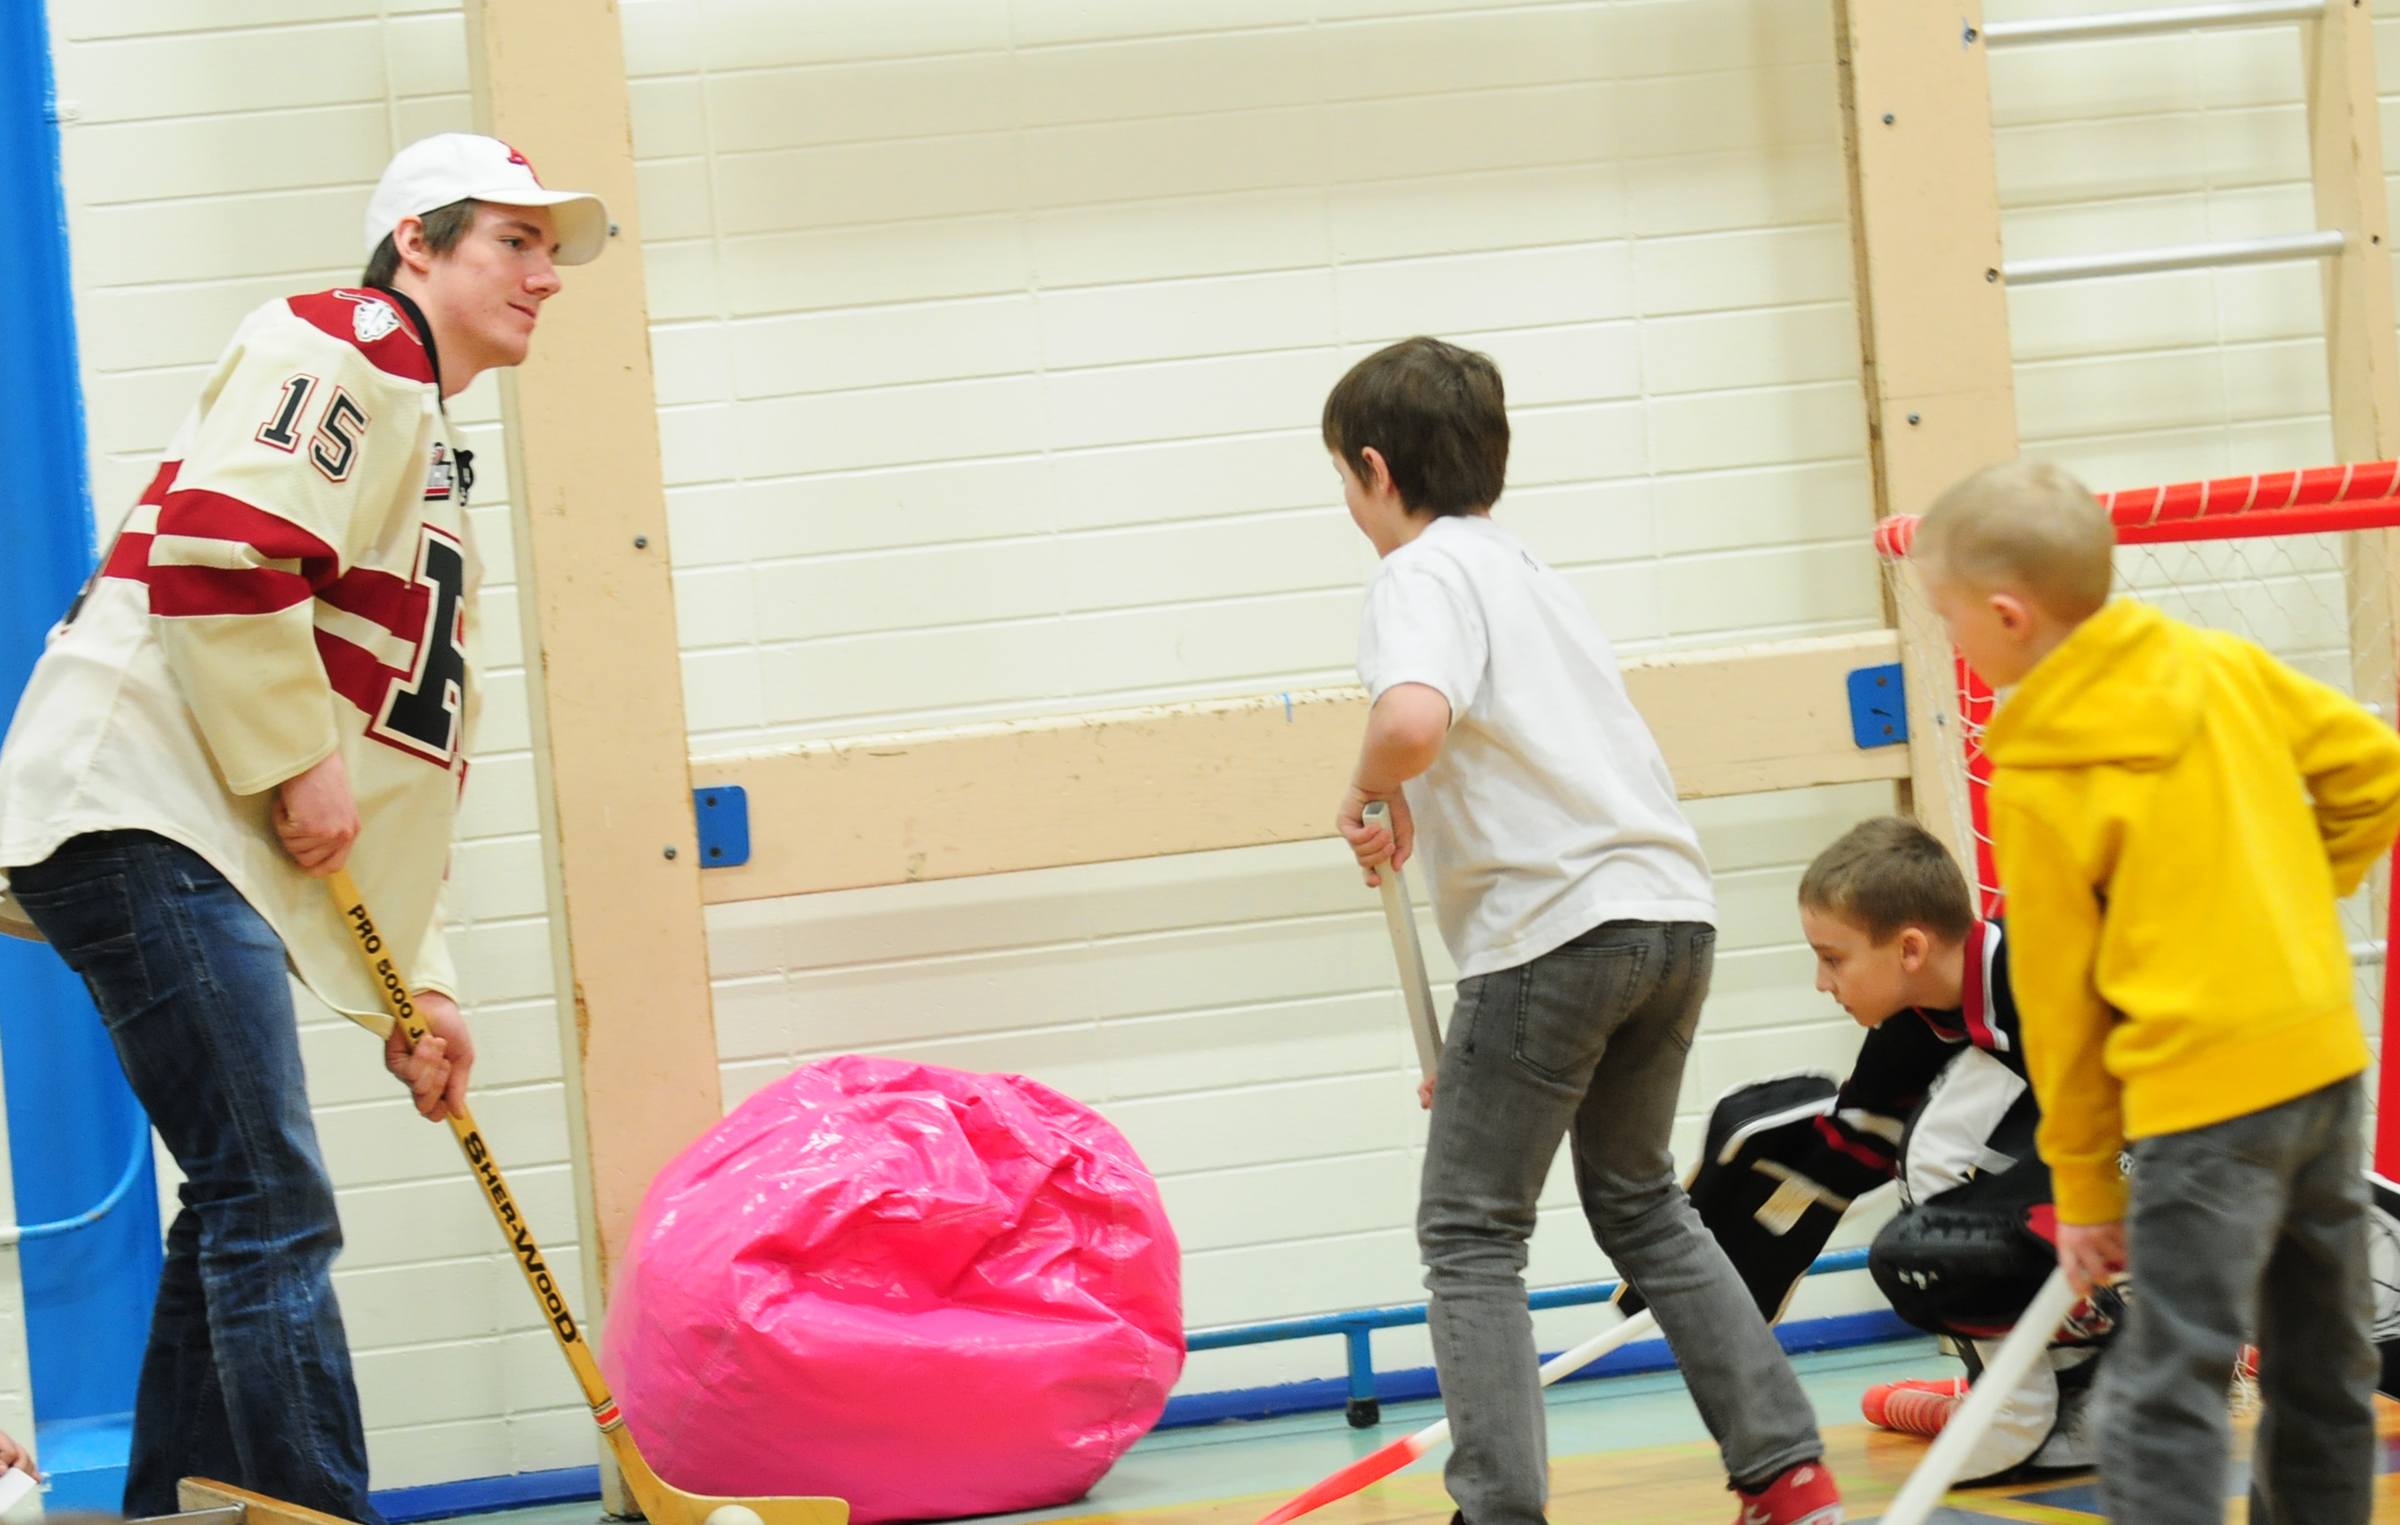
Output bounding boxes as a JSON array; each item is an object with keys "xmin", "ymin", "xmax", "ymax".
[
  {"xmin": 1878, "ymin": 1268, "xmax": 2079, "ymax": 1525},
  {"xmin": 1253, "ymin": 1309, "xmax": 1659, "ymax": 1525}
]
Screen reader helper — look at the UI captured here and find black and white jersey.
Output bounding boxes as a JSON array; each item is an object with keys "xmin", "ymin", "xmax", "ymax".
[{"xmin": 1817, "ymin": 922, "xmax": 2031, "ymax": 1198}]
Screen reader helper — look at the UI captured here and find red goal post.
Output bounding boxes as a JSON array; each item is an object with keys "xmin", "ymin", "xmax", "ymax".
[{"xmin": 1875, "ymin": 460, "xmax": 2400, "ymax": 1174}]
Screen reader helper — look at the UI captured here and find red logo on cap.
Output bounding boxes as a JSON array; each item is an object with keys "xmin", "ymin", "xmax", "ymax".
[{"xmin": 504, "ymin": 143, "xmax": 544, "ymax": 186}]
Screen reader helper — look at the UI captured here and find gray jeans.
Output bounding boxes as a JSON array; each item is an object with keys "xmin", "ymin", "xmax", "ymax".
[
  {"xmin": 1419, "ymin": 920, "xmax": 1822, "ymax": 1525},
  {"xmin": 2102, "ymin": 1077, "xmax": 2377, "ymax": 1525}
]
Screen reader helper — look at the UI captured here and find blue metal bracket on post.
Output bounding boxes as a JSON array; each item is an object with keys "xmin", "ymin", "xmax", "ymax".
[
  {"xmin": 693, "ymin": 786, "xmax": 750, "ymax": 868},
  {"xmin": 1847, "ymin": 663, "xmax": 1908, "ymax": 749}
]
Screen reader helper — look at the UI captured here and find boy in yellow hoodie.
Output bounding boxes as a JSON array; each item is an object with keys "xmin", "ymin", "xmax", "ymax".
[{"xmin": 1912, "ymin": 458, "xmax": 2400, "ymax": 1525}]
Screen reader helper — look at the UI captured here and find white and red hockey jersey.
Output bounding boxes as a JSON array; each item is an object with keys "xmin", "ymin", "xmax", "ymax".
[{"xmin": 0, "ymin": 286, "xmax": 479, "ymax": 1017}]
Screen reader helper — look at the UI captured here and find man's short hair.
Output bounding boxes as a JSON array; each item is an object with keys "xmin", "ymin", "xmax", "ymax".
[
  {"xmin": 362, "ymin": 198, "xmax": 481, "ymax": 287},
  {"xmin": 1914, "ymin": 459, "xmax": 2116, "ymax": 620},
  {"xmin": 1799, "ymin": 815, "xmax": 1976, "ymax": 943},
  {"xmin": 1321, "ymin": 336, "xmax": 1509, "ymax": 517}
]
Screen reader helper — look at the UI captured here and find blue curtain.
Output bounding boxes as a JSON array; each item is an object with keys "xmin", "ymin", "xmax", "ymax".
[{"xmin": 0, "ymin": 0, "xmax": 163, "ymax": 1485}]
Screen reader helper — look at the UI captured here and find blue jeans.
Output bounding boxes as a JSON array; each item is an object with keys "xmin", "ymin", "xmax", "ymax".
[
  {"xmin": 10, "ymin": 832, "xmax": 383, "ymax": 1523},
  {"xmin": 1419, "ymin": 920, "xmax": 1821, "ymax": 1525}
]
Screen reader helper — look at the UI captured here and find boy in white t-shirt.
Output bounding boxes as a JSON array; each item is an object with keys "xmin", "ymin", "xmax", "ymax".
[{"xmin": 1329, "ymin": 337, "xmax": 1838, "ymax": 1525}]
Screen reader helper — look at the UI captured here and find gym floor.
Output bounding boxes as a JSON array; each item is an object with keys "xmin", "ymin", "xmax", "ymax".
[{"xmin": 423, "ymin": 1335, "xmax": 2400, "ymax": 1525}]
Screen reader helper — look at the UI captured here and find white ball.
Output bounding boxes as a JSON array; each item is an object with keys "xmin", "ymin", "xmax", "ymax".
[{"xmin": 706, "ymin": 1507, "xmax": 765, "ymax": 1525}]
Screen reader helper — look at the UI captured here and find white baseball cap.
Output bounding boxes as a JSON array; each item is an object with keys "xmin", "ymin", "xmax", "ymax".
[{"xmin": 365, "ymin": 132, "xmax": 610, "ymax": 266}]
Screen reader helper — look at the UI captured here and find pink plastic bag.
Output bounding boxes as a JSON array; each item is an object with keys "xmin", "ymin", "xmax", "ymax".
[{"xmin": 601, "ymin": 1057, "xmax": 1185, "ymax": 1522}]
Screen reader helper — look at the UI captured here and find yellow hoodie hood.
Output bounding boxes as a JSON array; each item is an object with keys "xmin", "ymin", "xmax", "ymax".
[
  {"xmin": 1983, "ymin": 601, "xmax": 2201, "ymax": 772},
  {"xmin": 1980, "ymin": 600, "xmax": 2398, "ymax": 1223}
]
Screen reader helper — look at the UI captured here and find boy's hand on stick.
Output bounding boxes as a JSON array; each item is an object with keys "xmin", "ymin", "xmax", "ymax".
[
  {"xmin": 1336, "ymin": 784, "xmax": 1413, "ymax": 885},
  {"xmin": 2056, "ymin": 1219, "xmax": 2126, "ymax": 1296}
]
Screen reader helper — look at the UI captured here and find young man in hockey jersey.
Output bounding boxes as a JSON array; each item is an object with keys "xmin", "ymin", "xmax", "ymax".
[
  {"xmin": 1655, "ymin": 817, "xmax": 2114, "ymax": 1484},
  {"xmin": 0, "ymin": 134, "xmax": 607, "ymax": 1520}
]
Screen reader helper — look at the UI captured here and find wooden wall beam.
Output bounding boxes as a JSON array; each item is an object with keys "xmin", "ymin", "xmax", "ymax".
[{"xmin": 696, "ymin": 632, "xmax": 1908, "ymax": 903}]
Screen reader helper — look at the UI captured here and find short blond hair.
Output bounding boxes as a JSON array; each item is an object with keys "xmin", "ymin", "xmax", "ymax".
[{"xmin": 1914, "ymin": 459, "xmax": 2115, "ymax": 620}]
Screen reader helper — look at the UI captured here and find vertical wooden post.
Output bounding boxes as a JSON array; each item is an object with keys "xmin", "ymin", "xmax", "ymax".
[
  {"xmin": 0, "ymin": 1042, "xmax": 32, "ymax": 1464},
  {"xmin": 1832, "ymin": 0, "xmax": 2019, "ymax": 876},
  {"xmin": 2309, "ymin": 1, "xmax": 2400, "ymax": 458},
  {"xmin": 2308, "ymin": 2, "xmax": 2400, "ymax": 521},
  {"xmin": 464, "ymin": 2, "xmax": 718, "ymax": 1502},
  {"xmin": 2302, "ymin": 0, "xmax": 2400, "ymax": 1171}
]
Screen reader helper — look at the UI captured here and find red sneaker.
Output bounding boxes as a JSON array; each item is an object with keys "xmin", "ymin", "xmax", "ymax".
[
  {"xmin": 1861, "ymin": 1375, "xmax": 1967, "ymax": 1433},
  {"xmin": 1732, "ymin": 1460, "xmax": 1843, "ymax": 1525}
]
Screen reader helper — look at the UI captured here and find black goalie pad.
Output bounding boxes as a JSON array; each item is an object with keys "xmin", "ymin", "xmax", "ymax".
[
  {"xmin": 1619, "ymin": 1072, "xmax": 1890, "ymax": 1321},
  {"xmin": 2369, "ymin": 1172, "xmax": 2400, "ymax": 1397},
  {"xmin": 1869, "ymin": 1200, "xmax": 2060, "ymax": 1340}
]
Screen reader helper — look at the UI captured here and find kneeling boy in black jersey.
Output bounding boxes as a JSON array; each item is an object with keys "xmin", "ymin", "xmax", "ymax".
[{"xmin": 1648, "ymin": 818, "xmax": 2113, "ymax": 1482}]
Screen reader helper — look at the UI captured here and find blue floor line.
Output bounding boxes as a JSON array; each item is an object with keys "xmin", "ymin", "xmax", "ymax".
[
  {"xmin": 333, "ymin": 1312, "xmax": 1920, "ymax": 1522},
  {"xmin": 1160, "ymin": 1309, "xmax": 1914, "ymax": 1427},
  {"xmin": 376, "ymin": 1466, "xmax": 604, "ymax": 1524}
]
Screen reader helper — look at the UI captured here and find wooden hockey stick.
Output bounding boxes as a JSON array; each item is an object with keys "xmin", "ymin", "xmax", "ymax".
[
  {"xmin": 326, "ymin": 871, "xmax": 847, "ymax": 1525},
  {"xmin": 1879, "ymin": 1267, "xmax": 2080, "ymax": 1525},
  {"xmin": 1362, "ymin": 800, "xmax": 1442, "ymax": 1079}
]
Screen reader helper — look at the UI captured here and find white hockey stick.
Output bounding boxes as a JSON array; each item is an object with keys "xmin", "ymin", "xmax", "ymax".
[{"xmin": 1879, "ymin": 1267, "xmax": 2081, "ymax": 1525}]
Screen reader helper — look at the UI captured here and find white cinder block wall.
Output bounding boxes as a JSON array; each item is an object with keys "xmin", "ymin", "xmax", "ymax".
[
  {"xmin": 5, "ymin": 0, "xmax": 2380, "ymax": 1492},
  {"xmin": 652, "ymin": 0, "xmax": 1890, "ymax": 1406}
]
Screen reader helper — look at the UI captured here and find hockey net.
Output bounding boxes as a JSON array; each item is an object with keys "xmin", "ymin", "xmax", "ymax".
[{"xmin": 1873, "ymin": 461, "xmax": 2400, "ymax": 1182}]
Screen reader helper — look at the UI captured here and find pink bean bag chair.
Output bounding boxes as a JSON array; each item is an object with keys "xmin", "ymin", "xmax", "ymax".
[{"xmin": 601, "ymin": 1056, "xmax": 1184, "ymax": 1522}]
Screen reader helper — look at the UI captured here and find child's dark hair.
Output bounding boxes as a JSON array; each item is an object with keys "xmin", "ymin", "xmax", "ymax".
[
  {"xmin": 1321, "ymin": 336, "xmax": 1508, "ymax": 517},
  {"xmin": 1799, "ymin": 816, "xmax": 1976, "ymax": 943}
]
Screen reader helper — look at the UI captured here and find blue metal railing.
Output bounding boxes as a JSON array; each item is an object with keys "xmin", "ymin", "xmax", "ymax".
[
  {"xmin": 1187, "ymin": 1246, "xmax": 1874, "ymax": 1426},
  {"xmin": 1, "ymin": 1121, "xmax": 149, "ymax": 1246}
]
